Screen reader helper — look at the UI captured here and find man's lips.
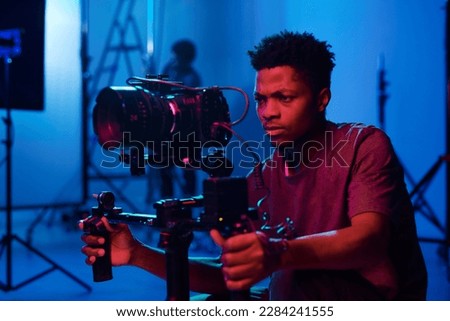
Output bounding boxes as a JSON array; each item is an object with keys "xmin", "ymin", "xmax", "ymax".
[{"xmin": 264, "ymin": 125, "xmax": 284, "ymax": 133}]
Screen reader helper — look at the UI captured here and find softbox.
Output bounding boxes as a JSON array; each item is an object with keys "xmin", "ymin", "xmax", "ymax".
[{"xmin": 0, "ymin": 0, "xmax": 45, "ymax": 111}]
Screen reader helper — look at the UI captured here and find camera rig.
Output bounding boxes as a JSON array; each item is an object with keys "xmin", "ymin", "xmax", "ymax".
[
  {"xmin": 85, "ymin": 76, "xmax": 264, "ymax": 300},
  {"xmin": 83, "ymin": 176, "xmax": 257, "ymax": 300}
]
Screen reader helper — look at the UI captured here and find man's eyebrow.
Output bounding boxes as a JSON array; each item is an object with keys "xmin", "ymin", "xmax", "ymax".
[{"xmin": 254, "ymin": 90, "xmax": 294, "ymax": 97}]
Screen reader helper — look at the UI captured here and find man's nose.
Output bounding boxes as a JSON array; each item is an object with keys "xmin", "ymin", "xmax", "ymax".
[{"xmin": 260, "ymin": 99, "xmax": 280, "ymax": 120}]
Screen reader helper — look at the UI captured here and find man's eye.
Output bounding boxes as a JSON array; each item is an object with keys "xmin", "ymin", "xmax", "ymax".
[
  {"xmin": 279, "ymin": 95, "xmax": 293, "ymax": 102},
  {"xmin": 254, "ymin": 96, "xmax": 265, "ymax": 104}
]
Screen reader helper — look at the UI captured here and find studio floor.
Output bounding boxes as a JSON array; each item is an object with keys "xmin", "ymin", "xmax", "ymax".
[{"xmin": 0, "ymin": 208, "xmax": 449, "ymax": 301}]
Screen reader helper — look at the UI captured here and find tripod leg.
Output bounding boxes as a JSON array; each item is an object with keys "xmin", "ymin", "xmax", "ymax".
[
  {"xmin": 1, "ymin": 235, "xmax": 92, "ymax": 292},
  {"xmin": 13, "ymin": 235, "xmax": 92, "ymax": 291},
  {"xmin": 0, "ymin": 234, "xmax": 12, "ymax": 291}
]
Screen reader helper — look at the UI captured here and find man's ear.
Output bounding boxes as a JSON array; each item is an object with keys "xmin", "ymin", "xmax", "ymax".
[{"xmin": 317, "ymin": 88, "xmax": 331, "ymax": 112}]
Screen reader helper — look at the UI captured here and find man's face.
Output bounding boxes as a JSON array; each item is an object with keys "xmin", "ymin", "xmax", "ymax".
[{"xmin": 254, "ymin": 66, "xmax": 328, "ymax": 145}]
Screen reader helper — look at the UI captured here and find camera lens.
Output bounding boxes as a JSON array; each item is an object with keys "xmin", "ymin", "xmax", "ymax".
[
  {"xmin": 93, "ymin": 86, "xmax": 174, "ymax": 149},
  {"xmin": 92, "ymin": 85, "xmax": 232, "ymax": 151}
]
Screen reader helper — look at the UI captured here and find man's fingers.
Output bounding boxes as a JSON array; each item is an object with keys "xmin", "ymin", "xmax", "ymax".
[
  {"xmin": 85, "ymin": 256, "xmax": 96, "ymax": 266},
  {"xmin": 224, "ymin": 278, "xmax": 253, "ymax": 291},
  {"xmin": 81, "ymin": 245, "xmax": 105, "ymax": 258},
  {"xmin": 222, "ymin": 232, "xmax": 259, "ymax": 252},
  {"xmin": 222, "ymin": 263, "xmax": 262, "ymax": 291},
  {"xmin": 101, "ymin": 217, "xmax": 118, "ymax": 232},
  {"xmin": 222, "ymin": 262, "xmax": 255, "ymax": 280},
  {"xmin": 210, "ymin": 229, "xmax": 225, "ymax": 247},
  {"xmin": 220, "ymin": 247, "xmax": 259, "ymax": 266},
  {"xmin": 81, "ymin": 233, "xmax": 105, "ymax": 246},
  {"xmin": 78, "ymin": 217, "xmax": 118, "ymax": 233}
]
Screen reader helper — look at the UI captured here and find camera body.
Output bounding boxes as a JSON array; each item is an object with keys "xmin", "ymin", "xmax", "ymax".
[{"xmin": 200, "ymin": 177, "xmax": 256, "ymax": 237}]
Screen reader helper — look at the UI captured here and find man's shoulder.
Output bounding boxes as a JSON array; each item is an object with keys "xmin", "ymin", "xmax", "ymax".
[
  {"xmin": 329, "ymin": 122, "xmax": 391, "ymax": 146},
  {"xmin": 331, "ymin": 121, "xmax": 384, "ymax": 135}
]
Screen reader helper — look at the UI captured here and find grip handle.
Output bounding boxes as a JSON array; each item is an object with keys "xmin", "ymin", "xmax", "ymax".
[
  {"xmin": 92, "ymin": 229, "xmax": 112, "ymax": 282},
  {"xmin": 83, "ymin": 215, "xmax": 113, "ymax": 282}
]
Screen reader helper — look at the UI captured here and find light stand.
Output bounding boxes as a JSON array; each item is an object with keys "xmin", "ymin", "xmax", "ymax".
[
  {"xmin": 378, "ymin": 47, "xmax": 450, "ymax": 275},
  {"xmin": 376, "ymin": 2, "xmax": 450, "ymax": 279},
  {"xmin": 397, "ymin": 2, "xmax": 449, "ymax": 278},
  {"xmin": 409, "ymin": 1, "xmax": 450, "ymax": 278},
  {"xmin": 0, "ymin": 29, "xmax": 91, "ymax": 292}
]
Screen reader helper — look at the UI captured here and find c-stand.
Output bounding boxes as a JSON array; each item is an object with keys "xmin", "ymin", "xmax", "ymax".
[
  {"xmin": 0, "ymin": 29, "xmax": 91, "ymax": 292},
  {"xmin": 377, "ymin": 51, "xmax": 450, "ymax": 276}
]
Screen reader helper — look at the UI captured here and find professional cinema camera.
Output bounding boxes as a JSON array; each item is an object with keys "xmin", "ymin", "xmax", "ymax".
[
  {"xmin": 84, "ymin": 75, "xmax": 260, "ymax": 300},
  {"xmin": 92, "ymin": 75, "xmax": 250, "ymax": 177}
]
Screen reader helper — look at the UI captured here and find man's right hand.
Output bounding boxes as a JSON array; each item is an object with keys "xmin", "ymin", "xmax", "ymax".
[{"xmin": 80, "ymin": 217, "xmax": 140, "ymax": 267}]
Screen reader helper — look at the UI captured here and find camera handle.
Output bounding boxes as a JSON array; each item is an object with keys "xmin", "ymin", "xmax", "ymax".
[
  {"xmin": 158, "ymin": 222, "xmax": 193, "ymax": 300},
  {"xmin": 83, "ymin": 206, "xmax": 115, "ymax": 282},
  {"xmin": 153, "ymin": 200, "xmax": 196, "ymax": 301},
  {"xmin": 83, "ymin": 192, "xmax": 122, "ymax": 282},
  {"xmin": 220, "ymin": 214, "xmax": 254, "ymax": 301}
]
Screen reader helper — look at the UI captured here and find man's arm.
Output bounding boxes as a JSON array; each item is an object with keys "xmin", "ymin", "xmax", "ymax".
[
  {"xmin": 212, "ymin": 211, "xmax": 392, "ymax": 291},
  {"xmin": 129, "ymin": 243, "xmax": 228, "ymax": 294},
  {"xmin": 281, "ymin": 211, "xmax": 389, "ymax": 270},
  {"xmin": 81, "ymin": 218, "xmax": 228, "ymax": 295}
]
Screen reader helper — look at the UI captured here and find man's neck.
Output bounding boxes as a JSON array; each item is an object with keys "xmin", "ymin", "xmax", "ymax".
[{"xmin": 278, "ymin": 118, "xmax": 328, "ymax": 173}]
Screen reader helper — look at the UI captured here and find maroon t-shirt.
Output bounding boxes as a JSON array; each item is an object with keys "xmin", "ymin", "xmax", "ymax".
[{"xmin": 247, "ymin": 122, "xmax": 427, "ymax": 300}]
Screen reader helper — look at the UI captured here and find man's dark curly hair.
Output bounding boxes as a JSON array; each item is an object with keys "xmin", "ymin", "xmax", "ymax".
[{"xmin": 248, "ymin": 31, "xmax": 335, "ymax": 94}]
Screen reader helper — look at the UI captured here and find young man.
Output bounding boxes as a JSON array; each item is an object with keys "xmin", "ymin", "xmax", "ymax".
[{"xmin": 81, "ymin": 31, "xmax": 427, "ymax": 300}]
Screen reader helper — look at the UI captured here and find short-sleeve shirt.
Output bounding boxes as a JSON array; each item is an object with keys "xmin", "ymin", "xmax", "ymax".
[{"xmin": 247, "ymin": 122, "xmax": 427, "ymax": 300}]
